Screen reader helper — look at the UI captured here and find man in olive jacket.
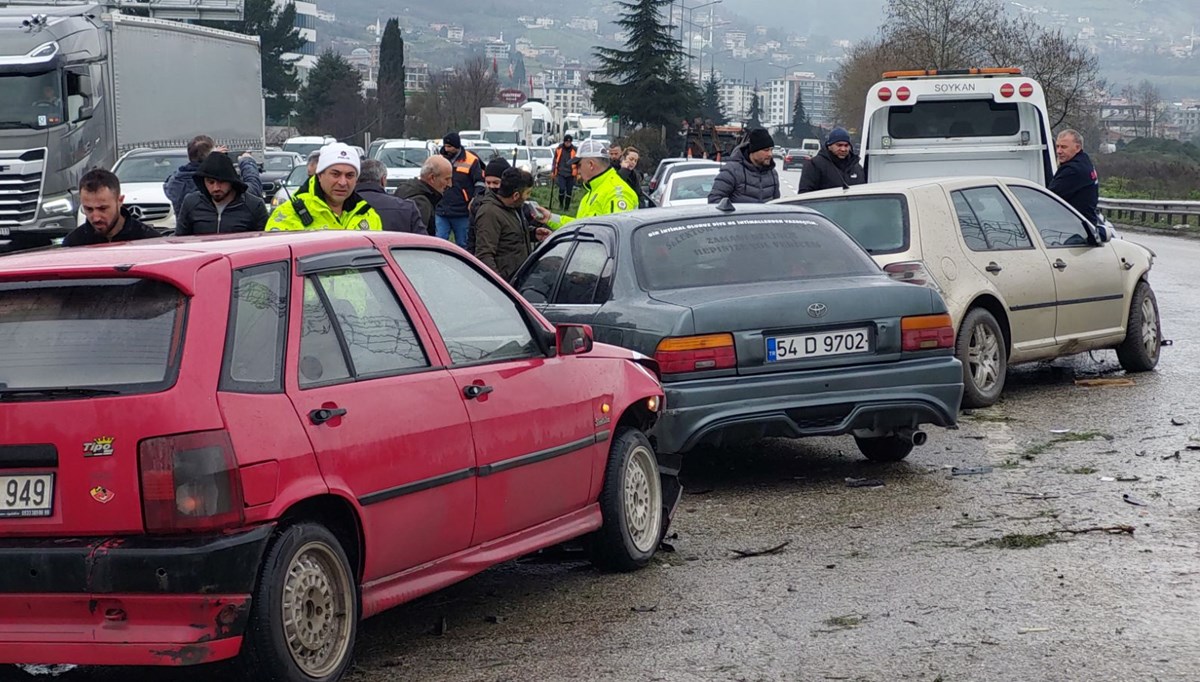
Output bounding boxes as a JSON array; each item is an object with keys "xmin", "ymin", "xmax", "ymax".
[
  {"xmin": 394, "ymin": 156, "xmax": 451, "ymax": 235},
  {"xmin": 474, "ymin": 169, "xmax": 540, "ymax": 280}
]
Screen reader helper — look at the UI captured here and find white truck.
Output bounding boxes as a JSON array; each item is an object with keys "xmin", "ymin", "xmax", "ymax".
[
  {"xmin": 521, "ymin": 100, "xmax": 556, "ymax": 146},
  {"xmin": 480, "ymin": 107, "xmax": 534, "ymax": 146},
  {"xmin": 0, "ymin": 3, "xmax": 264, "ymax": 242},
  {"xmin": 859, "ymin": 68, "xmax": 1056, "ymax": 185}
]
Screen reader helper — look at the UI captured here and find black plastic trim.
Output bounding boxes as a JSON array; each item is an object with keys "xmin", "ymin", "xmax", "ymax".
[
  {"xmin": 296, "ymin": 247, "xmax": 385, "ymax": 275},
  {"xmin": 477, "ymin": 434, "xmax": 597, "ymax": 476},
  {"xmin": 0, "ymin": 444, "xmax": 57, "ymax": 468},
  {"xmin": 358, "ymin": 468, "xmax": 475, "ymax": 506}
]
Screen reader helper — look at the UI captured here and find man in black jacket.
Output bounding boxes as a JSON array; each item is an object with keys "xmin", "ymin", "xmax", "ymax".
[
  {"xmin": 175, "ymin": 153, "xmax": 269, "ymax": 235},
  {"xmin": 64, "ymin": 169, "xmax": 160, "ymax": 246},
  {"xmin": 1048, "ymin": 129, "xmax": 1100, "ymax": 225},
  {"xmin": 707, "ymin": 128, "xmax": 780, "ymax": 204},
  {"xmin": 395, "ymin": 156, "xmax": 452, "ymax": 235},
  {"xmin": 357, "ymin": 159, "xmax": 425, "ymax": 233},
  {"xmin": 434, "ymin": 131, "xmax": 484, "ymax": 245},
  {"xmin": 797, "ymin": 127, "xmax": 866, "ymax": 193}
]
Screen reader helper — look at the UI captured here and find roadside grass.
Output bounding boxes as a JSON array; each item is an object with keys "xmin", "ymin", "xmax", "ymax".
[
  {"xmin": 981, "ymin": 532, "xmax": 1063, "ymax": 550},
  {"xmin": 1020, "ymin": 431, "xmax": 1113, "ymax": 461}
]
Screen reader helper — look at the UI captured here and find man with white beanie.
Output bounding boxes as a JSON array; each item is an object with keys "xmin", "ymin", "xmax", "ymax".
[{"xmin": 267, "ymin": 142, "xmax": 383, "ymax": 231}]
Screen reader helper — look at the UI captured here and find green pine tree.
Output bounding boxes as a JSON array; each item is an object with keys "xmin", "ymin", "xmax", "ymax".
[
  {"xmin": 296, "ymin": 50, "xmax": 364, "ymax": 140},
  {"xmin": 588, "ymin": 0, "xmax": 699, "ymax": 129},
  {"xmin": 377, "ymin": 18, "xmax": 406, "ymax": 138},
  {"xmin": 701, "ymin": 75, "xmax": 728, "ymax": 125},
  {"xmin": 790, "ymin": 89, "xmax": 813, "ymax": 141},
  {"xmin": 202, "ymin": 0, "xmax": 306, "ymax": 124},
  {"xmin": 746, "ymin": 87, "xmax": 763, "ymax": 130}
]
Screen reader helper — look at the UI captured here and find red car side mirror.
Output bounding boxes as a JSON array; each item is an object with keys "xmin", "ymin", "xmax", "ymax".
[{"xmin": 556, "ymin": 324, "xmax": 594, "ymax": 356}]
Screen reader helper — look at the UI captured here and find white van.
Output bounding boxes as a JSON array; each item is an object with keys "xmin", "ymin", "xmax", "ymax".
[{"xmin": 860, "ymin": 68, "xmax": 1056, "ymax": 185}]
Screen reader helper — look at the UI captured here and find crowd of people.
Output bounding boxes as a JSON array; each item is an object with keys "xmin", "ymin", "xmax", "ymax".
[{"xmin": 62, "ymin": 122, "xmax": 1100, "ymax": 276}]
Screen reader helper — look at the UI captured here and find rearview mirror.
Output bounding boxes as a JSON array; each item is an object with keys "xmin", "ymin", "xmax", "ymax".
[{"xmin": 556, "ymin": 324, "xmax": 594, "ymax": 356}]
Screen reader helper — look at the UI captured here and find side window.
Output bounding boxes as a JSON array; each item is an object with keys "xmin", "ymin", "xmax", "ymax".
[
  {"xmin": 221, "ymin": 262, "xmax": 288, "ymax": 392},
  {"xmin": 513, "ymin": 239, "xmax": 573, "ymax": 303},
  {"xmin": 1009, "ymin": 186, "xmax": 1091, "ymax": 248},
  {"xmin": 297, "ymin": 269, "xmax": 428, "ymax": 388},
  {"xmin": 952, "ymin": 187, "xmax": 1033, "ymax": 251},
  {"xmin": 556, "ymin": 241, "xmax": 609, "ymax": 305},
  {"xmin": 392, "ymin": 249, "xmax": 539, "ymax": 366},
  {"xmin": 299, "ymin": 279, "xmax": 352, "ymax": 387},
  {"xmin": 314, "ymin": 269, "xmax": 429, "ymax": 377}
]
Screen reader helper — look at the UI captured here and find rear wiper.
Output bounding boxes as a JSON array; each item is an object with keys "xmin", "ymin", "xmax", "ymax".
[{"xmin": 0, "ymin": 387, "xmax": 123, "ymax": 401}]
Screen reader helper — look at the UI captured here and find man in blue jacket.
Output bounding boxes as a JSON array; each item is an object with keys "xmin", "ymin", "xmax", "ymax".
[{"xmin": 1048, "ymin": 129, "xmax": 1100, "ymax": 226}]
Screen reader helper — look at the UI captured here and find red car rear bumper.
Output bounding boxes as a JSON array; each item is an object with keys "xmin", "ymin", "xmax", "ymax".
[{"xmin": 0, "ymin": 593, "xmax": 248, "ymax": 666}]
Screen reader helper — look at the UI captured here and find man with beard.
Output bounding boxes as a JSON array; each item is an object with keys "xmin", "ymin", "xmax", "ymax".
[
  {"xmin": 64, "ymin": 169, "xmax": 160, "ymax": 246},
  {"xmin": 266, "ymin": 143, "xmax": 382, "ymax": 232},
  {"xmin": 796, "ymin": 127, "xmax": 865, "ymax": 193},
  {"xmin": 433, "ymin": 131, "xmax": 484, "ymax": 245},
  {"xmin": 707, "ymin": 128, "xmax": 780, "ymax": 204},
  {"xmin": 175, "ymin": 152, "xmax": 269, "ymax": 234}
]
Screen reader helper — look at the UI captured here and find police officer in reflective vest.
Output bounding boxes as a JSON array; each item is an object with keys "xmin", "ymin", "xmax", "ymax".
[
  {"xmin": 545, "ymin": 139, "xmax": 636, "ymax": 229},
  {"xmin": 268, "ymin": 143, "xmax": 383, "ymax": 232}
]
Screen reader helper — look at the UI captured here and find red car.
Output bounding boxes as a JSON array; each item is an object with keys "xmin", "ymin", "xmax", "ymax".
[{"xmin": 0, "ymin": 231, "xmax": 674, "ymax": 681}]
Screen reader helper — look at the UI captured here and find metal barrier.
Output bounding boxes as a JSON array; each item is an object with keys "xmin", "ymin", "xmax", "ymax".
[{"xmin": 1099, "ymin": 197, "xmax": 1200, "ymax": 227}]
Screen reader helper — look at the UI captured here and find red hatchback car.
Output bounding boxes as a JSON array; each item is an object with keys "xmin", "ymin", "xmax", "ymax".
[{"xmin": 0, "ymin": 231, "xmax": 674, "ymax": 681}]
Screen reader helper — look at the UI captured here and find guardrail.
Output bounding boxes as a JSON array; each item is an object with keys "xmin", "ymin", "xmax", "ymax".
[{"xmin": 1099, "ymin": 197, "xmax": 1200, "ymax": 227}]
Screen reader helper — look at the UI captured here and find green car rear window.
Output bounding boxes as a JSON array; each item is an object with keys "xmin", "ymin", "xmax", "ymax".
[
  {"xmin": 0, "ymin": 278, "xmax": 185, "ymax": 394},
  {"xmin": 632, "ymin": 214, "xmax": 878, "ymax": 290},
  {"xmin": 800, "ymin": 194, "xmax": 909, "ymax": 255}
]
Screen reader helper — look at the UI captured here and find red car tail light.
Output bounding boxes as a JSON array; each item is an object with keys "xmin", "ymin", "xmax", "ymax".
[
  {"xmin": 901, "ymin": 314, "xmax": 955, "ymax": 351},
  {"xmin": 654, "ymin": 333, "xmax": 736, "ymax": 374},
  {"xmin": 140, "ymin": 430, "xmax": 245, "ymax": 533}
]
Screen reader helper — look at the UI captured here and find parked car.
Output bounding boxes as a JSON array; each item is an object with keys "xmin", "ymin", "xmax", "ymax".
[
  {"xmin": 512, "ymin": 203, "xmax": 964, "ymax": 461},
  {"xmin": 82, "ymin": 147, "xmax": 187, "ymax": 230},
  {"xmin": 376, "ymin": 139, "xmax": 431, "ymax": 190},
  {"xmin": 782, "ymin": 148, "xmax": 810, "ymax": 171},
  {"xmin": 0, "ymin": 231, "xmax": 676, "ymax": 680},
  {"xmin": 531, "ymin": 146, "xmax": 554, "ymax": 181},
  {"xmin": 282, "ymin": 135, "xmax": 335, "ymax": 157},
  {"xmin": 777, "ymin": 176, "xmax": 1161, "ymax": 407},
  {"xmin": 269, "ymin": 163, "xmax": 311, "ymax": 209},
  {"xmin": 653, "ymin": 167, "xmax": 721, "ymax": 208},
  {"xmin": 648, "ymin": 161, "xmax": 722, "ymax": 206},
  {"xmin": 260, "ymin": 151, "xmax": 304, "ymax": 201},
  {"xmin": 462, "ymin": 138, "xmax": 496, "ymax": 160},
  {"xmin": 647, "ymin": 157, "xmax": 689, "ymax": 195}
]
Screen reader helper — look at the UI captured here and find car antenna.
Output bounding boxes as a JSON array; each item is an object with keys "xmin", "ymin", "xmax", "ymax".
[{"xmin": 716, "ymin": 198, "xmax": 736, "ymax": 213}]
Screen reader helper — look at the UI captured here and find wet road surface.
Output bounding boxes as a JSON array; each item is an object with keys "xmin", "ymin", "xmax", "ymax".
[{"xmin": 7, "ymin": 226, "xmax": 1199, "ymax": 682}]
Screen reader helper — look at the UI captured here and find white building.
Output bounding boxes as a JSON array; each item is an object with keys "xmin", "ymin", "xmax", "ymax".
[
  {"xmin": 764, "ymin": 73, "xmax": 837, "ymax": 129},
  {"xmin": 447, "ymin": 26, "xmax": 464, "ymax": 43},
  {"xmin": 274, "ymin": 0, "xmax": 318, "ymax": 80},
  {"xmin": 485, "ymin": 40, "xmax": 510, "ymax": 59},
  {"xmin": 717, "ymin": 79, "xmax": 756, "ymax": 122},
  {"xmin": 567, "ymin": 17, "xmax": 599, "ymax": 33},
  {"xmin": 405, "ymin": 63, "xmax": 430, "ymax": 93},
  {"xmin": 535, "ymin": 84, "xmax": 593, "ymax": 119}
]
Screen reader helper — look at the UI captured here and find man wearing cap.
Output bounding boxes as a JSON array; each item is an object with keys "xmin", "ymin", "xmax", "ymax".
[
  {"xmin": 465, "ymin": 156, "xmax": 512, "ymax": 254},
  {"xmin": 267, "ymin": 142, "xmax": 382, "ymax": 232},
  {"xmin": 175, "ymin": 152, "xmax": 269, "ymax": 235},
  {"xmin": 707, "ymin": 128, "xmax": 780, "ymax": 204},
  {"xmin": 434, "ymin": 131, "xmax": 484, "ymax": 245},
  {"xmin": 797, "ymin": 127, "xmax": 865, "ymax": 193},
  {"xmin": 552, "ymin": 135, "xmax": 577, "ymax": 211},
  {"xmin": 544, "ymin": 139, "xmax": 636, "ymax": 229}
]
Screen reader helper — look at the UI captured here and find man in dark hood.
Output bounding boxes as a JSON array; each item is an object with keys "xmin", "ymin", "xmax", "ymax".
[
  {"xmin": 163, "ymin": 135, "xmax": 214, "ymax": 214},
  {"xmin": 174, "ymin": 152, "xmax": 269, "ymax": 235},
  {"xmin": 707, "ymin": 128, "xmax": 780, "ymax": 204},
  {"xmin": 797, "ymin": 127, "xmax": 866, "ymax": 193}
]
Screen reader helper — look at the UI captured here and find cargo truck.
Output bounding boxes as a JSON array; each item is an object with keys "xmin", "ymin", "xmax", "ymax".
[
  {"xmin": 0, "ymin": 3, "xmax": 264, "ymax": 242},
  {"xmin": 479, "ymin": 107, "xmax": 534, "ymax": 146}
]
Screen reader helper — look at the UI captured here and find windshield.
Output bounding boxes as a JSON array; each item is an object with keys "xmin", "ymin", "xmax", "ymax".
[
  {"xmin": 888, "ymin": 100, "xmax": 1020, "ymax": 138},
  {"xmin": 800, "ymin": 195, "xmax": 909, "ymax": 254},
  {"xmin": 285, "ymin": 165, "xmax": 310, "ymax": 187},
  {"xmin": 532, "ymin": 148, "xmax": 552, "ymax": 160},
  {"xmin": 283, "ymin": 142, "xmax": 325, "ymax": 156},
  {"xmin": 264, "ymin": 155, "xmax": 296, "ymax": 171},
  {"xmin": 633, "ymin": 214, "xmax": 878, "ymax": 290},
  {"xmin": 669, "ymin": 174, "xmax": 717, "ymax": 202},
  {"xmin": 0, "ymin": 71, "xmax": 65, "ymax": 130},
  {"xmin": 0, "ymin": 279, "xmax": 185, "ymax": 393},
  {"xmin": 378, "ymin": 147, "xmax": 427, "ymax": 168},
  {"xmin": 114, "ymin": 155, "xmax": 188, "ymax": 183},
  {"xmin": 484, "ymin": 131, "xmax": 520, "ymax": 144}
]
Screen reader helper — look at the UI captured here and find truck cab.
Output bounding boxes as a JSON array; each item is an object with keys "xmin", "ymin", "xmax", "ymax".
[{"xmin": 860, "ymin": 68, "xmax": 1056, "ymax": 186}]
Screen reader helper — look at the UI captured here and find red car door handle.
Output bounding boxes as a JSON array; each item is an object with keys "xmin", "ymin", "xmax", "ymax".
[
  {"xmin": 309, "ymin": 407, "xmax": 348, "ymax": 425},
  {"xmin": 463, "ymin": 384, "xmax": 494, "ymax": 399}
]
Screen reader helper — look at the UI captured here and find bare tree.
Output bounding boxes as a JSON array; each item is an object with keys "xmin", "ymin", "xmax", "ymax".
[
  {"xmin": 831, "ymin": 38, "xmax": 906, "ymax": 131},
  {"xmin": 1135, "ymin": 79, "xmax": 1162, "ymax": 138},
  {"xmin": 886, "ymin": 0, "xmax": 1000, "ymax": 69},
  {"xmin": 408, "ymin": 57, "xmax": 499, "ymax": 138}
]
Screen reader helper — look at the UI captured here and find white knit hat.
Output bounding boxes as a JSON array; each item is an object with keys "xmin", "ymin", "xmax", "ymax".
[{"xmin": 316, "ymin": 143, "xmax": 361, "ymax": 174}]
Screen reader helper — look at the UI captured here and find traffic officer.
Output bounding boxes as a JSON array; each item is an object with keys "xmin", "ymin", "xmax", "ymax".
[
  {"xmin": 545, "ymin": 139, "xmax": 636, "ymax": 229},
  {"xmin": 267, "ymin": 143, "xmax": 383, "ymax": 232}
]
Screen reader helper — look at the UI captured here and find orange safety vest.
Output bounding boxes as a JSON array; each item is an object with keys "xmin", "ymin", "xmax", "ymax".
[
  {"xmin": 553, "ymin": 145, "xmax": 578, "ymax": 178},
  {"xmin": 452, "ymin": 150, "xmax": 480, "ymax": 204}
]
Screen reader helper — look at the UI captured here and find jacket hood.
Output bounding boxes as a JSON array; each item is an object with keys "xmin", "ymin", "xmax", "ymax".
[
  {"xmin": 731, "ymin": 144, "xmax": 777, "ymax": 173},
  {"xmin": 193, "ymin": 153, "xmax": 248, "ymax": 196}
]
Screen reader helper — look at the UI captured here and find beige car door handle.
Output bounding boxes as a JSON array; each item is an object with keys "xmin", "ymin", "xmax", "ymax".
[
  {"xmin": 1052, "ymin": 259, "xmax": 1067, "ymax": 271},
  {"xmin": 985, "ymin": 262, "xmax": 1002, "ymax": 274}
]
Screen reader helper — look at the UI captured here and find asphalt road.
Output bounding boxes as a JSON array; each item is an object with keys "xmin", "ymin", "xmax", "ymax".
[{"xmin": 9, "ymin": 194, "xmax": 1200, "ymax": 682}]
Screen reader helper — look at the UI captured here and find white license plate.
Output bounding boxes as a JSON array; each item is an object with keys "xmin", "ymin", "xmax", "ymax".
[
  {"xmin": 0, "ymin": 474, "xmax": 55, "ymax": 518},
  {"xmin": 766, "ymin": 328, "xmax": 871, "ymax": 362}
]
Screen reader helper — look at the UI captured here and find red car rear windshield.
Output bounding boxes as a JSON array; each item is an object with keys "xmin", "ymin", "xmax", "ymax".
[
  {"xmin": 0, "ymin": 278, "xmax": 186, "ymax": 395},
  {"xmin": 632, "ymin": 214, "xmax": 878, "ymax": 290}
]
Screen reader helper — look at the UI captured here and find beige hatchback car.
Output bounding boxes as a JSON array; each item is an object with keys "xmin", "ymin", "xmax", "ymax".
[{"xmin": 778, "ymin": 177, "xmax": 1161, "ymax": 407}]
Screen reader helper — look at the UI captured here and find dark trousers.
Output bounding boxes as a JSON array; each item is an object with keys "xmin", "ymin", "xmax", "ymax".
[{"xmin": 556, "ymin": 175, "xmax": 575, "ymax": 211}]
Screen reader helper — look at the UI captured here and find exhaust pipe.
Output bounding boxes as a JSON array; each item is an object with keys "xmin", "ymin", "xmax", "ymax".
[{"xmin": 897, "ymin": 428, "xmax": 928, "ymax": 447}]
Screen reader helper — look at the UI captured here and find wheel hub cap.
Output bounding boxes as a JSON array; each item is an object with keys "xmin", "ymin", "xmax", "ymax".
[
  {"xmin": 967, "ymin": 324, "xmax": 1000, "ymax": 391},
  {"xmin": 624, "ymin": 447, "xmax": 661, "ymax": 554},
  {"xmin": 1141, "ymin": 298, "xmax": 1159, "ymax": 357},
  {"xmin": 282, "ymin": 544, "xmax": 351, "ymax": 677}
]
